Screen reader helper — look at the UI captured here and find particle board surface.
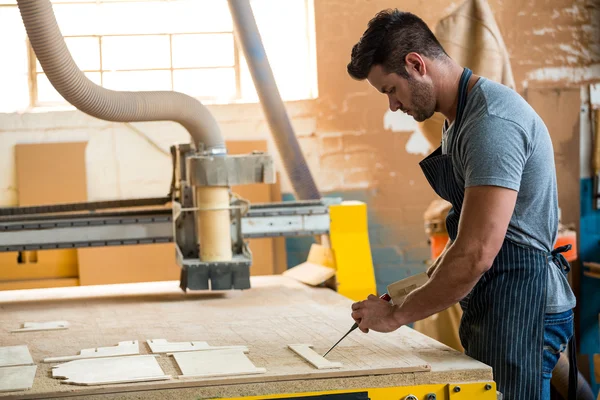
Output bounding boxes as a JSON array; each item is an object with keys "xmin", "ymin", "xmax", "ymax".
[{"xmin": 0, "ymin": 276, "xmax": 492, "ymax": 399}]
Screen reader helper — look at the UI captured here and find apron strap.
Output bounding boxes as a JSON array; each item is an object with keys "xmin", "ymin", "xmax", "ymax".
[{"xmin": 454, "ymin": 68, "xmax": 473, "ymax": 134}]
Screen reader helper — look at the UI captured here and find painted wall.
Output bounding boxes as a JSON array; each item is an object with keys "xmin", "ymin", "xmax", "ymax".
[
  {"xmin": 1, "ymin": 0, "xmax": 598, "ymax": 282},
  {"xmin": 0, "ymin": 0, "xmax": 599, "ymax": 348}
]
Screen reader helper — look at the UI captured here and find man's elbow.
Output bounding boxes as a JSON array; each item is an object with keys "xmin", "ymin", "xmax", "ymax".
[
  {"xmin": 472, "ymin": 244, "xmax": 499, "ymax": 275},
  {"xmin": 457, "ymin": 241, "xmax": 500, "ymax": 276}
]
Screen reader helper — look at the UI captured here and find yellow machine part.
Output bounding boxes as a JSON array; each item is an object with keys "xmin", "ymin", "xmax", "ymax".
[
  {"xmin": 328, "ymin": 201, "xmax": 378, "ymax": 301},
  {"xmin": 225, "ymin": 382, "xmax": 498, "ymax": 399}
]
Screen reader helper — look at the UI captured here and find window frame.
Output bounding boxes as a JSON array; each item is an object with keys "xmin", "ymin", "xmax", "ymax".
[{"xmin": 16, "ymin": 0, "xmax": 318, "ymax": 109}]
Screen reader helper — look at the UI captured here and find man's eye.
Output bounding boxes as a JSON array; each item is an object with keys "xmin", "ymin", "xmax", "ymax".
[{"xmin": 390, "ymin": 87, "xmax": 396, "ymax": 94}]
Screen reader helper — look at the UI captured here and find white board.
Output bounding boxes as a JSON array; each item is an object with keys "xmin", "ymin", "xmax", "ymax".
[
  {"xmin": 44, "ymin": 340, "xmax": 139, "ymax": 363},
  {"xmin": 51, "ymin": 355, "xmax": 170, "ymax": 385},
  {"xmin": 0, "ymin": 345, "xmax": 34, "ymax": 367},
  {"xmin": 11, "ymin": 320, "xmax": 69, "ymax": 332},
  {"xmin": 172, "ymin": 349, "xmax": 266, "ymax": 378},
  {"xmin": 147, "ymin": 339, "xmax": 248, "ymax": 354},
  {"xmin": 288, "ymin": 344, "xmax": 343, "ymax": 369},
  {"xmin": 0, "ymin": 365, "xmax": 37, "ymax": 393}
]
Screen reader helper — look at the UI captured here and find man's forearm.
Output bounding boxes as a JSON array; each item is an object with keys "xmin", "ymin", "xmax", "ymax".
[
  {"xmin": 426, "ymin": 239, "xmax": 453, "ymax": 277},
  {"xmin": 393, "ymin": 242, "xmax": 489, "ymax": 326}
]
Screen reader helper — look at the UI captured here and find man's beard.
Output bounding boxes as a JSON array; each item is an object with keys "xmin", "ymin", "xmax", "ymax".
[{"xmin": 407, "ymin": 77, "xmax": 436, "ymax": 122}]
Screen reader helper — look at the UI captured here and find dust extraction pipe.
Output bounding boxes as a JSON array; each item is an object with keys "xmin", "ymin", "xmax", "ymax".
[
  {"xmin": 16, "ymin": 0, "xmax": 226, "ymax": 154},
  {"xmin": 228, "ymin": 0, "xmax": 320, "ymax": 200}
]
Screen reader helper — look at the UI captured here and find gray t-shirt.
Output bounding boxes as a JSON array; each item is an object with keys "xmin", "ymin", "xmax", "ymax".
[{"xmin": 441, "ymin": 77, "xmax": 576, "ymax": 314}]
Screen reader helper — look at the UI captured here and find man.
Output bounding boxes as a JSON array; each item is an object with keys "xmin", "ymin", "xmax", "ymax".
[{"xmin": 347, "ymin": 9, "xmax": 577, "ymax": 400}]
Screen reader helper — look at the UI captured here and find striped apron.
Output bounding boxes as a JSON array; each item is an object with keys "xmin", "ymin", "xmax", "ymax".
[{"xmin": 418, "ymin": 68, "xmax": 575, "ymax": 399}]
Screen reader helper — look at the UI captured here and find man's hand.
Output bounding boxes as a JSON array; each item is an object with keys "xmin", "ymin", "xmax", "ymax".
[{"xmin": 351, "ymin": 294, "xmax": 403, "ymax": 333}]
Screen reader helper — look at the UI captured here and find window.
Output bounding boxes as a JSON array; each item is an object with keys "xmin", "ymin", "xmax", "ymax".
[{"xmin": 0, "ymin": 0, "xmax": 318, "ymax": 111}]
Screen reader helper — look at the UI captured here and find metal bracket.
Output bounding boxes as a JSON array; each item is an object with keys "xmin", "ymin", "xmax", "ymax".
[{"xmin": 187, "ymin": 152, "xmax": 275, "ymax": 187}]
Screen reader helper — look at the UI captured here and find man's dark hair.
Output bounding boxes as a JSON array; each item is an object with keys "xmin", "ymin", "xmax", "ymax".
[{"xmin": 347, "ymin": 9, "xmax": 448, "ymax": 80}]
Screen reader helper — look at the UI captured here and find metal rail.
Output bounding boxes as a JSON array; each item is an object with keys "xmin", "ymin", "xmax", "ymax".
[{"xmin": 0, "ymin": 200, "xmax": 332, "ymax": 252}]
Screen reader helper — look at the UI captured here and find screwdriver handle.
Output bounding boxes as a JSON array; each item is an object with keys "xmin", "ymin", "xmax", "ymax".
[{"xmin": 351, "ymin": 292, "xmax": 392, "ymax": 330}]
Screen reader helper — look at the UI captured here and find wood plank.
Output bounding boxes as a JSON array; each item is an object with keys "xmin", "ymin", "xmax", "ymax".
[
  {"xmin": 0, "ymin": 345, "xmax": 34, "ymax": 367},
  {"xmin": 0, "ymin": 366, "xmax": 37, "ymax": 393},
  {"xmin": 44, "ymin": 341, "xmax": 139, "ymax": 363},
  {"xmin": 288, "ymin": 344, "xmax": 342, "ymax": 369},
  {"xmin": 51, "ymin": 355, "xmax": 170, "ymax": 386},
  {"xmin": 0, "ymin": 276, "xmax": 492, "ymax": 399},
  {"xmin": 11, "ymin": 320, "xmax": 69, "ymax": 333},
  {"xmin": 387, "ymin": 273, "xmax": 429, "ymax": 305},
  {"xmin": 146, "ymin": 339, "xmax": 248, "ymax": 354},
  {"xmin": 77, "ymin": 243, "xmax": 181, "ymax": 286},
  {"xmin": 172, "ymin": 349, "xmax": 266, "ymax": 378},
  {"xmin": 0, "ymin": 278, "xmax": 79, "ymax": 291}
]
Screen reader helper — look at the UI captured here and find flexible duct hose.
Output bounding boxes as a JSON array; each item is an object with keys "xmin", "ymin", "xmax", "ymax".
[
  {"xmin": 228, "ymin": 0, "xmax": 320, "ymax": 200},
  {"xmin": 16, "ymin": 0, "xmax": 225, "ymax": 153}
]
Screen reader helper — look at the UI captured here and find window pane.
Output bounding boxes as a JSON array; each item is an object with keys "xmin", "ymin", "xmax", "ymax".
[
  {"xmin": 36, "ymin": 36, "xmax": 100, "ymax": 72},
  {"xmin": 102, "ymin": 70, "xmax": 171, "ymax": 92},
  {"xmin": 172, "ymin": 34, "xmax": 234, "ymax": 68},
  {"xmin": 37, "ymin": 72, "xmax": 101, "ymax": 104},
  {"xmin": 102, "ymin": 36, "xmax": 170, "ymax": 70},
  {"xmin": 173, "ymin": 68, "xmax": 235, "ymax": 100},
  {"xmin": 240, "ymin": 0, "xmax": 317, "ymax": 101},
  {"xmin": 53, "ymin": 4, "xmax": 99, "ymax": 36},
  {"xmin": 98, "ymin": 2, "xmax": 172, "ymax": 35},
  {"xmin": 169, "ymin": 0, "xmax": 232, "ymax": 33}
]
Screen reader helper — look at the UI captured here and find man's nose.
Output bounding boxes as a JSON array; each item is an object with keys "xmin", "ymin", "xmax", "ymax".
[{"xmin": 388, "ymin": 96, "xmax": 399, "ymax": 112}]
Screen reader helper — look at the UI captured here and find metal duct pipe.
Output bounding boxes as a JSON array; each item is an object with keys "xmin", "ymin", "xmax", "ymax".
[
  {"xmin": 228, "ymin": 0, "xmax": 320, "ymax": 200},
  {"xmin": 16, "ymin": 0, "xmax": 226, "ymax": 154}
]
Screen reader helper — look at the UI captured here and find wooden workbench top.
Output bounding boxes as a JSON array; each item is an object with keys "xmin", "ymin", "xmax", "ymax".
[{"xmin": 0, "ymin": 276, "xmax": 492, "ymax": 399}]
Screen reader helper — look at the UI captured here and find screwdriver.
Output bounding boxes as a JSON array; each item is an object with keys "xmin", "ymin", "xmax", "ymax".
[{"xmin": 322, "ymin": 293, "xmax": 392, "ymax": 357}]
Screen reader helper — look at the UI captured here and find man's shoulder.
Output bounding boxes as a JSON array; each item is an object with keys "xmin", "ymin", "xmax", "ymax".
[{"xmin": 471, "ymin": 79, "xmax": 538, "ymax": 129}]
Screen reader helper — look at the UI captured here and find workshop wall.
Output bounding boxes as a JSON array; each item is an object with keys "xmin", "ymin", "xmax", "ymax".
[{"xmin": 0, "ymin": 0, "xmax": 598, "ymax": 295}]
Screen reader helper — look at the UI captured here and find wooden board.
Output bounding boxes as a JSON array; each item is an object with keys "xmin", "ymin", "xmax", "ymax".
[
  {"xmin": 0, "ymin": 365, "xmax": 37, "ymax": 393},
  {"xmin": 12, "ymin": 320, "xmax": 69, "ymax": 333},
  {"xmin": 0, "ymin": 276, "xmax": 492, "ymax": 399},
  {"xmin": 52, "ymin": 355, "xmax": 170, "ymax": 386},
  {"xmin": 0, "ymin": 345, "xmax": 34, "ymax": 367},
  {"xmin": 44, "ymin": 340, "xmax": 139, "ymax": 363},
  {"xmin": 284, "ymin": 244, "xmax": 337, "ymax": 286},
  {"xmin": 288, "ymin": 344, "xmax": 342, "ymax": 369},
  {"xmin": 387, "ymin": 273, "xmax": 429, "ymax": 306},
  {"xmin": 147, "ymin": 339, "xmax": 248, "ymax": 354},
  {"xmin": 172, "ymin": 349, "xmax": 266, "ymax": 378}
]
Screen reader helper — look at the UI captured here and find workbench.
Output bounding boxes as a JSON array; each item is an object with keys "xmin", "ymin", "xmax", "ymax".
[{"xmin": 0, "ymin": 276, "xmax": 495, "ymax": 399}]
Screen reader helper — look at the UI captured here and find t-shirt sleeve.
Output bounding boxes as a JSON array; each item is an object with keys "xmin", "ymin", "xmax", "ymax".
[{"xmin": 457, "ymin": 115, "xmax": 531, "ymax": 191}]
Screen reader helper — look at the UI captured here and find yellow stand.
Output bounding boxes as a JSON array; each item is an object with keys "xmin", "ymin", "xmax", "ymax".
[{"xmin": 329, "ymin": 201, "xmax": 377, "ymax": 301}]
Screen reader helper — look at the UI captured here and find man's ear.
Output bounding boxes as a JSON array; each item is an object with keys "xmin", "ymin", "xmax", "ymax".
[{"xmin": 405, "ymin": 52, "xmax": 427, "ymax": 77}]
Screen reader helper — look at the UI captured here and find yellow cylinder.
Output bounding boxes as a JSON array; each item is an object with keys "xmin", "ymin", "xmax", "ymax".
[{"xmin": 195, "ymin": 186, "xmax": 232, "ymax": 261}]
